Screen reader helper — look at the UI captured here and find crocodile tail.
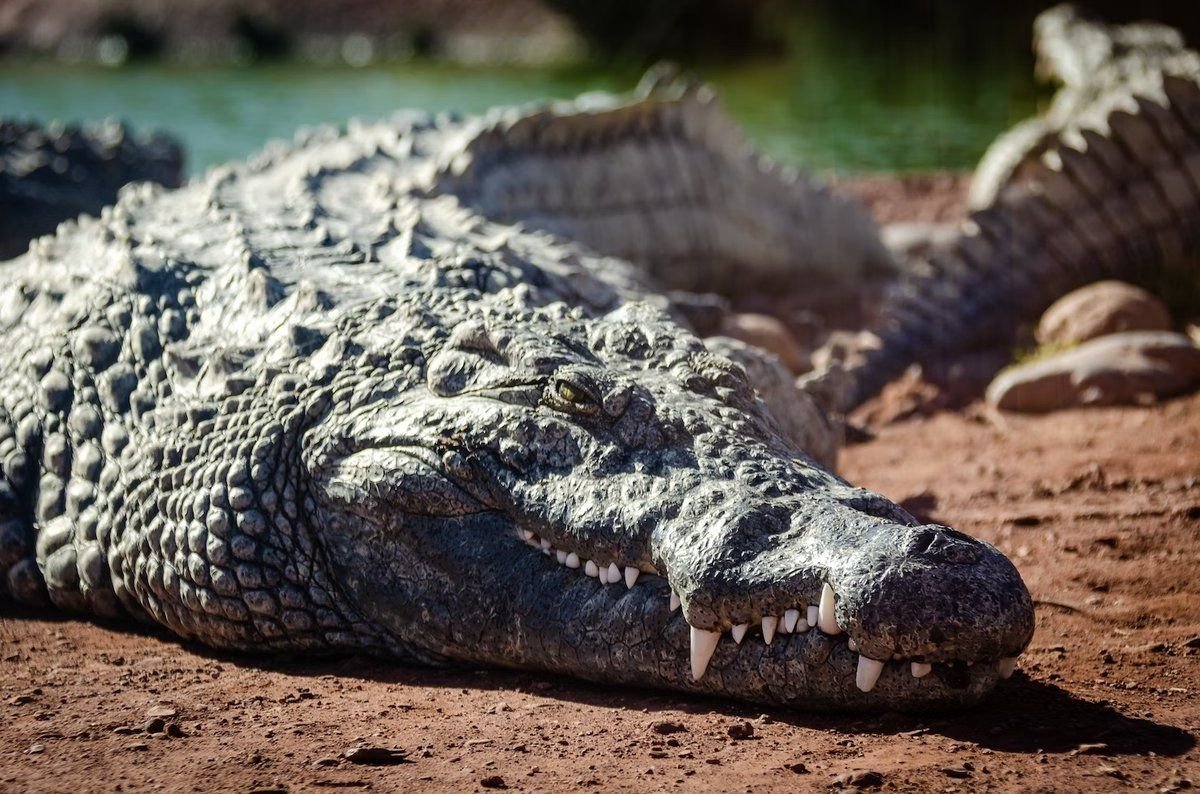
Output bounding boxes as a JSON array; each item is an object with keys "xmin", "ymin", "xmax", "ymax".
[
  {"xmin": 427, "ymin": 82, "xmax": 895, "ymax": 295},
  {"xmin": 845, "ymin": 72, "xmax": 1200, "ymax": 410}
]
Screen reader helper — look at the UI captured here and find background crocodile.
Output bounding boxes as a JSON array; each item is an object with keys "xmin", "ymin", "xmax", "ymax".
[
  {"xmin": 0, "ymin": 118, "xmax": 184, "ymax": 260},
  {"xmin": 0, "ymin": 84, "xmax": 1031, "ymax": 712},
  {"xmin": 844, "ymin": 3, "xmax": 1200, "ymax": 409}
]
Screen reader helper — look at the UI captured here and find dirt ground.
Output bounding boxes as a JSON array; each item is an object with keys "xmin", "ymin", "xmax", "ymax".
[{"xmin": 2, "ymin": 175, "xmax": 1198, "ymax": 792}]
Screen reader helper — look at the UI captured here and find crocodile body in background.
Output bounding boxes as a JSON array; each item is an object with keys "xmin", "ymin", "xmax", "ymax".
[
  {"xmin": 845, "ymin": 3, "xmax": 1200, "ymax": 409},
  {"xmin": 0, "ymin": 119, "xmax": 184, "ymax": 260},
  {"xmin": 0, "ymin": 85, "xmax": 1032, "ymax": 712}
]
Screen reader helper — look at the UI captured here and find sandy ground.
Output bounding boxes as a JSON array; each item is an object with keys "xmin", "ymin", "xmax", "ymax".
[{"xmin": 1, "ymin": 174, "xmax": 1198, "ymax": 792}]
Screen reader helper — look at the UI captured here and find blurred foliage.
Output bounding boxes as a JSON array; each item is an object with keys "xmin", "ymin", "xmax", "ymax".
[{"xmin": 549, "ymin": 0, "xmax": 1200, "ymax": 63}]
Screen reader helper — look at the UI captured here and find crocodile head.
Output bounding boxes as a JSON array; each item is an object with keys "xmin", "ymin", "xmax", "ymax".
[{"xmin": 305, "ymin": 299, "xmax": 1034, "ymax": 711}]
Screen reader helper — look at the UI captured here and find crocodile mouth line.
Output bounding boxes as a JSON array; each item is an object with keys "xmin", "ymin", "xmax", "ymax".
[{"xmin": 513, "ymin": 529, "xmax": 1021, "ymax": 692}]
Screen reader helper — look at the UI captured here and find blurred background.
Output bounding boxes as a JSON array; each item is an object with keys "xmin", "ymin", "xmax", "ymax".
[{"xmin": 1, "ymin": 0, "xmax": 1198, "ymax": 175}]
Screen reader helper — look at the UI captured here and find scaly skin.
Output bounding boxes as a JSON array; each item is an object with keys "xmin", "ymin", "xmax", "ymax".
[
  {"xmin": 0, "ymin": 118, "xmax": 183, "ymax": 259},
  {"xmin": 846, "ymin": 5, "xmax": 1200, "ymax": 409},
  {"xmin": 0, "ymin": 91, "xmax": 1031, "ymax": 712}
]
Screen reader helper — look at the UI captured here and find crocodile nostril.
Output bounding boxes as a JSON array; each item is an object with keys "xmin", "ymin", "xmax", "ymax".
[{"xmin": 909, "ymin": 525, "xmax": 983, "ymax": 565}]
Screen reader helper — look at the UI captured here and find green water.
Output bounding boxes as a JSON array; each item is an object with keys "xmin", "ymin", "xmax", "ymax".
[{"xmin": 0, "ymin": 17, "xmax": 1045, "ymax": 174}]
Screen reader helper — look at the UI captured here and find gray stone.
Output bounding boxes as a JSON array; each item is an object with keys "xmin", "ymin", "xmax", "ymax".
[
  {"xmin": 1036, "ymin": 281, "xmax": 1172, "ymax": 347},
  {"xmin": 987, "ymin": 331, "xmax": 1200, "ymax": 412}
]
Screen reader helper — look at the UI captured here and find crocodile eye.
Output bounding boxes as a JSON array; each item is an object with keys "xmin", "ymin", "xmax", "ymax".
[
  {"xmin": 557, "ymin": 382, "xmax": 587, "ymax": 403},
  {"xmin": 544, "ymin": 373, "xmax": 601, "ymax": 415}
]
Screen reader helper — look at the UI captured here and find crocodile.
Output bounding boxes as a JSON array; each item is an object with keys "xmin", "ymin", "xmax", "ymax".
[
  {"xmin": 0, "ymin": 83, "xmax": 1033, "ymax": 712},
  {"xmin": 844, "ymin": 3, "xmax": 1200, "ymax": 409},
  {"xmin": 0, "ymin": 118, "xmax": 184, "ymax": 260}
]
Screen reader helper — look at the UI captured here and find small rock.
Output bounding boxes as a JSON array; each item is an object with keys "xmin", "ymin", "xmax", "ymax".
[
  {"xmin": 27, "ymin": 743, "xmax": 44, "ymax": 755},
  {"xmin": 832, "ymin": 769, "xmax": 884, "ymax": 789},
  {"xmin": 881, "ymin": 221, "xmax": 960, "ymax": 262},
  {"xmin": 648, "ymin": 719, "xmax": 686, "ymax": 735},
  {"xmin": 126, "ymin": 742, "xmax": 149, "ymax": 752},
  {"xmin": 941, "ymin": 764, "xmax": 972, "ymax": 778},
  {"xmin": 726, "ymin": 721, "xmax": 755, "ymax": 740},
  {"xmin": 987, "ymin": 332, "xmax": 1200, "ymax": 412},
  {"xmin": 480, "ymin": 775, "xmax": 507, "ymax": 789},
  {"xmin": 1073, "ymin": 742, "xmax": 1109, "ymax": 756},
  {"xmin": 164, "ymin": 722, "xmax": 186, "ymax": 738},
  {"xmin": 717, "ymin": 312, "xmax": 808, "ymax": 373},
  {"xmin": 145, "ymin": 705, "xmax": 177, "ymax": 719},
  {"xmin": 784, "ymin": 762, "xmax": 809, "ymax": 774},
  {"xmin": 1160, "ymin": 772, "xmax": 1193, "ymax": 792},
  {"xmin": 343, "ymin": 746, "xmax": 408, "ymax": 765},
  {"xmin": 1036, "ymin": 281, "xmax": 1172, "ymax": 347},
  {"xmin": 144, "ymin": 717, "xmax": 166, "ymax": 735}
]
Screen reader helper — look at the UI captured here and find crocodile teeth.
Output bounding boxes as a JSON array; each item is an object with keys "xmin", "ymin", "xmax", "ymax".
[
  {"xmin": 690, "ymin": 627, "xmax": 721, "ymax": 681},
  {"xmin": 606, "ymin": 562, "xmax": 621, "ymax": 584},
  {"xmin": 807, "ymin": 605, "xmax": 818, "ymax": 627},
  {"xmin": 818, "ymin": 583, "xmax": 842, "ymax": 635},
  {"xmin": 911, "ymin": 662, "xmax": 932, "ymax": 678},
  {"xmin": 731, "ymin": 623, "xmax": 748, "ymax": 644},
  {"xmin": 761, "ymin": 616, "xmax": 778, "ymax": 645},
  {"xmin": 521, "ymin": 530, "xmax": 536, "ymax": 543},
  {"xmin": 783, "ymin": 609, "xmax": 800, "ymax": 633},
  {"xmin": 856, "ymin": 655, "xmax": 886, "ymax": 693},
  {"xmin": 585, "ymin": 560, "xmax": 599, "ymax": 577},
  {"xmin": 847, "ymin": 637, "xmax": 859, "ymax": 652},
  {"xmin": 540, "ymin": 538, "xmax": 552, "ymax": 553},
  {"xmin": 565, "ymin": 552, "xmax": 580, "ymax": 569},
  {"xmin": 998, "ymin": 656, "xmax": 1017, "ymax": 679},
  {"xmin": 556, "ymin": 550, "xmax": 568, "ymax": 564},
  {"xmin": 624, "ymin": 567, "xmax": 640, "ymax": 588},
  {"xmin": 669, "ymin": 592, "xmax": 681, "ymax": 612}
]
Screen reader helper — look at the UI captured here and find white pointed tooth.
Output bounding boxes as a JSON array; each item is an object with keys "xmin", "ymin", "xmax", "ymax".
[
  {"xmin": 911, "ymin": 662, "xmax": 932, "ymax": 678},
  {"xmin": 807, "ymin": 605, "xmax": 818, "ymax": 627},
  {"xmin": 565, "ymin": 552, "xmax": 580, "ymax": 569},
  {"xmin": 761, "ymin": 616, "xmax": 778, "ymax": 645},
  {"xmin": 539, "ymin": 537, "xmax": 551, "ymax": 550},
  {"xmin": 624, "ymin": 566, "xmax": 640, "ymax": 589},
  {"xmin": 521, "ymin": 530, "xmax": 536, "ymax": 543},
  {"xmin": 998, "ymin": 656, "xmax": 1017, "ymax": 679},
  {"xmin": 556, "ymin": 550, "xmax": 568, "ymax": 564},
  {"xmin": 585, "ymin": 560, "xmax": 599, "ymax": 577},
  {"xmin": 606, "ymin": 562, "xmax": 620, "ymax": 584},
  {"xmin": 777, "ymin": 614, "xmax": 792, "ymax": 635},
  {"xmin": 669, "ymin": 591, "xmax": 681, "ymax": 612},
  {"xmin": 731, "ymin": 623, "xmax": 748, "ymax": 644},
  {"xmin": 783, "ymin": 609, "xmax": 800, "ymax": 633},
  {"xmin": 690, "ymin": 627, "xmax": 721, "ymax": 681},
  {"xmin": 598, "ymin": 564, "xmax": 611, "ymax": 584},
  {"xmin": 847, "ymin": 638, "xmax": 859, "ymax": 652},
  {"xmin": 795, "ymin": 614, "xmax": 810, "ymax": 633},
  {"xmin": 818, "ymin": 583, "xmax": 842, "ymax": 635},
  {"xmin": 856, "ymin": 655, "xmax": 886, "ymax": 693}
]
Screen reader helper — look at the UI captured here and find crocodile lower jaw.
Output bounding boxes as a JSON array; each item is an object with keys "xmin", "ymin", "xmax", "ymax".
[{"xmin": 516, "ymin": 529, "xmax": 1020, "ymax": 694}]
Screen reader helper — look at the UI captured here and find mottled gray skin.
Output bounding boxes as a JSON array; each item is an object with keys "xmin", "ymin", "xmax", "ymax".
[
  {"xmin": 0, "ymin": 118, "xmax": 184, "ymax": 259},
  {"xmin": 846, "ymin": 6, "xmax": 1200, "ymax": 409},
  {"xmin": 0, "ymin": 90, "xmax": 1031, "ymax": 711}
]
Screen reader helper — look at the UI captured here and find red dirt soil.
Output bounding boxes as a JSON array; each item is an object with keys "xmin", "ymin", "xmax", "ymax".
[{"xmin": 2, "ymin": 175, "xmax": 1198, "ymax": 792}]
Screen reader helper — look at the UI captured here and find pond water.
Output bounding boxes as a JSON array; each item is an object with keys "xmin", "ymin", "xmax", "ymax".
[{"xmin": 0, "ymin": 12, "xmax": 1046, "ymax": 174}]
